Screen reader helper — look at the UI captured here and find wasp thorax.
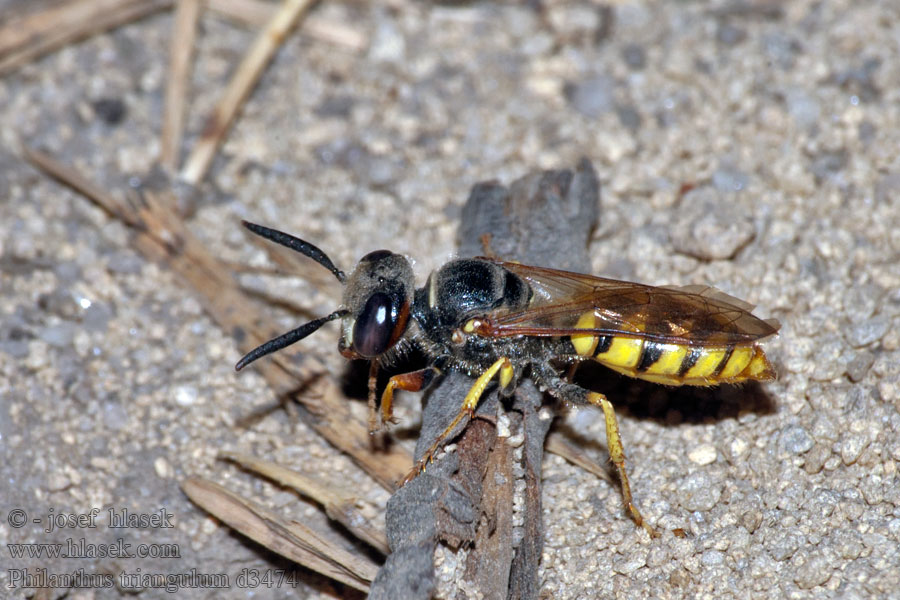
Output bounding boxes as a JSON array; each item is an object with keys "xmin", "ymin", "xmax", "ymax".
[{"xmin": 339, "ymin": 250, "xmax": 415, "ymax": 359}]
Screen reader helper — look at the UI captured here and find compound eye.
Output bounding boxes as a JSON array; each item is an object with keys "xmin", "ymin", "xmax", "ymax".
[{"xmin": 352, "ymin": 292, "xmax": 400, "ymax": 358}]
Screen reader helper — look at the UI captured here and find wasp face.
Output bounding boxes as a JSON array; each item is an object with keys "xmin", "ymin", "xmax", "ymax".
[{"xmin": 338, "ymin": 250, "xmax": 415, "ymax": 360}]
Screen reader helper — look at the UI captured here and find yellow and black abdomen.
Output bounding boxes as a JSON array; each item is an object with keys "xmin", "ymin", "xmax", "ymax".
[{"xmin": 570, "ymin": 312, "xmax": 775, "ymax": 386}]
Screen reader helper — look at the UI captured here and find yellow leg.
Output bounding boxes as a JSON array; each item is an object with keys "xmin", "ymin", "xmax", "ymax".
[
  {"xmin": 401, "ymin": 357, "xmax": 514, "ymax": 485},
  {"xmin": 587, "ymin": 392, "xmax": 657, "ymax": 537},
  {"xmin": 380, "ymin": 378, "xmax": 397, "ymax": 427}
]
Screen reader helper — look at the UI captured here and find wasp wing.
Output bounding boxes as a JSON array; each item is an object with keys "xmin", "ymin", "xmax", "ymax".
[{"xmin": 479, "ymin": 259, "xmax": 780, "ymax": 346}]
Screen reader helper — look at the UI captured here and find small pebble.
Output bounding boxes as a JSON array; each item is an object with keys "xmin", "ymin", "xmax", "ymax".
[
  {"xmin": 794, "ymin": 553, "xmax": 832, "ymax": 589},
  {"xmin": 565, "ymin": 76, "xmax": 615, "ymax": 119},
  {"xmin": 174, "ymin": 385, "xmax": 199, "ymax": 407},
  {"xmin": 0, "ymin": 340, "xmax": 29, "ymax": 358},
  {"xmin": 762, "ymin": 31, "xmax": 799, "ymax": 69},
  {"xmin": 768, "ymin": 532, "xmax": 801, "ymax": 561},
  {"xmin": 701, "ymin": 549, "xmax": 724, "ymax": 567},
  {"xmin": 847, "ymin": 315, "xmax": 890, "ymax": 347},
  {"xmin": 90, "ymin": 457, "xmax": 114, "ymax": 472},
  {"xmin": 832, "ymin": 529, "xmax": 864, "ymax": 560},
  {"xmin": 878, "ymin": 375, "xmax": 900, "ymax": 404},
  {"xmin": 845, "ymin": 350, "xmax": 875, "ymax": 382},
  {"xmin": 810, "ymin": 149, "xmax": 848, "ymax": 182},
  {"xmin": 92, "ymin": 97, "xmax": 126, "ymax": 125},
  {"xmin": 839, "ymin": 433, "xmax": 868, "ymax": 465},
  {"xmin": 728, "ymin": 437, "xmax": 749, "ymax": 460},
  {"xmin": 803, "ymin": 444, "xmax": 831, "ymax": 474},
  {"xmin": 687, "ymin": 444, "xmax": 717, "ymax": 465},
  {"xmin": 716, "ymin": 23, "xmax": 746, "ymax": 46},
  {"xmin": 712, "ymin": 164, "xmax": 750, "ymax": 193},
  {"xmin": 784, "ymin": 88, "xmax": 821, "ymax": 130},
  {"xmin": 83, "ymin": 302, "xmax": 114, "ymax": 332},
  {"xmin": 154, "ymin": 457, "xmax": 173, "ymax": 479},
  {"xmin": 677, "ymin": 472, "xmax": 722, "ymax": 512},
  {"xmin": 621, "ymin": 44, "xmax": 646, "ymax": 70},
  {"xmin": 46, "ymin": 471, "xmax": 71, "ymax": 491},
  {"xmin": 106, "ymin": 250, "xmax": 144, "ymax": 275},
  {"xmin": 779, "ymin": 424, "xmax": 814, "ymax": 455},
  {"xmin": 613, "ymin": 549, "xmax": 647, "ymax": 574},
  {"xmin": 875, "ymin": 173, "xmax": 900, "ymax": 203},
  {"xmin": 741, "ymin": 509, "xmax": 763, "ymax": 533},
  {"xmin": 25, "ymin": 341, "xmax": 50, "ymax": 370},
  {"xmin": 672, "ymin": 187, "xmax": 755, "ymax": 260},
  {"xmin": 646, "ymin": 544, "xmax": 670, "ymax": 568},
  {"xmin": 40, "ymin": 322, "xmax": 76, "ymax": 348},
  {"xmin": 103, "ymin": 401, "xmax": 129, "ymax": 430},
  {"xmin": 369, "ymin": 17, "xmax": 406, "ymax": 62},
  {"xmin": 616, "ymin": 105, "xmax": 642, "ymax": 132},
  {"xmin": 811, "ymin": 337, "xmax": 850, "ymax": 381}
]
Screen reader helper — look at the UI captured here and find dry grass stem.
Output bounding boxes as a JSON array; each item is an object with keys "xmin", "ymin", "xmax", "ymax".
[
  {"xmin": 0, "ymin": 0, "xmax": 173, "ymax": 75},
  {"xmin": 301, "ymin": 14, "xmax": 367, "ymax": 50},
  {"xmin": 21, "ymin": 145, "xmax": 138, "ymax": 226},
  {"xmin": 205, "ymin": 0, "xmax": 366, "ymax": 49},
  {"xmin": 180, "ymin": 0, "xmax": 316, "ymax": 185},
  {"xmin": 205, "ymin": 0, "xmax": 274, "ymax": 27},
  {"xmin": 161, "ymin": 0, "xmax": 202, "ymax": 169},
  {"xmin": 182, "ymin": 477, "xmax": 378, "ymax": 592},
  {"xmin": 221, "ymin": 451, "xmax": 389, "ymax": 554},
  {"xmin": 23, "ymin": 147, "xmax": 414, "ymax": 492},
  {"xmin": 545, "ymin": 431, "xmax": 614, "ymax": 484}
]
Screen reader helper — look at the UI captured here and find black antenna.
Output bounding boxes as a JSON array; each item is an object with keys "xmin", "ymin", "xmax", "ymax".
[
  {"xmin": 235, "ymin": 309, "xmax": 347, "ymax": 371},
  {"xmin": 242, "ymin": 221, "xmax": 346, "ymax": 283}
]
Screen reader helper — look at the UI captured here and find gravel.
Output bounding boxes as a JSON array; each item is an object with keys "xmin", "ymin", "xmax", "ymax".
[{"xmin": 2, "ymin": 1, "xmax": 899, "ymax": 598}]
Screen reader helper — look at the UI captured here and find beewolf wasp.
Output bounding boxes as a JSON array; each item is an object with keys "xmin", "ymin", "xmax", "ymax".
[{"xmin": 235, "ymin": 221, "xmax": 779, "ymax": 533}]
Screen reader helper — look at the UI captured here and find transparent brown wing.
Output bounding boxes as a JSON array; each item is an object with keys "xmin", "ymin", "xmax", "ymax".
[{"xmin": 476, "ymin": 258, "xmax": 780, "ymax": 346}]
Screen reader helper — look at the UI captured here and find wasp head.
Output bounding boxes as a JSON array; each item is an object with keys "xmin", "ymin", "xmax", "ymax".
[
  {"xmin": 338, "ymin": 249, "xmax": 414, "ymax": 360},
  {"xmin": 234, "ymin": 222, "xmax": 414, "ymax": 371}
]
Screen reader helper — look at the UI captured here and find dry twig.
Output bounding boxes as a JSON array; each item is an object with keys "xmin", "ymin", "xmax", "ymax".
[
  {"xmin": 0, "ymin": 0, "xmax": 172, "ymax": 75},
  {"xmin": 205, "ymin": 0, "xmax": 367, "ymax": 49},
  {"xmin": 182, "ymin": 477, "xmax": 378, "ymax": 592},
  {"xmin": 205, "ymin": 0, "xmax": 273, "ymax": 26},
  {"xmin": 221, "ymin": 451, "xmax": 389, "ymax": 555},
  {"xmin": 546, "ymin": 431, "xmax": 615, "ymax": 484},
  {"xmin": 180, "ymin": 0, "xmax": 316, "ymax": 185},
  {"xmin": 22, "ymin": 146, "xmax": 414, "ymax": 491},
  {"xmin": 161, "ymin": 0, "xmax": 202, "ymax": 169}
]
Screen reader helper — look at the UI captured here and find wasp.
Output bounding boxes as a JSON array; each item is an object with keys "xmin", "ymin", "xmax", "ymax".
[{"xmin": 235, "ymin": 221, "xmax": 780, "ymax": 533}]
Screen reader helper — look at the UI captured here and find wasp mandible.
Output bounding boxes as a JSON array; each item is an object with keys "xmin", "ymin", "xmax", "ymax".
[{"xmin": 235, "ymin": 221, "xmax": 780, "ymax": 533}]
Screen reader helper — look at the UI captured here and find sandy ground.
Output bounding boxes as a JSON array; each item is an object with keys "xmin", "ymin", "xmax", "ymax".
[{"xmin": 1, "ymin": 1, "xmax": 899, "ymax": 598}]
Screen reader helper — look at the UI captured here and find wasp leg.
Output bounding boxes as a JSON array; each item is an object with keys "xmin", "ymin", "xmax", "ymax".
[
  {"xmin": 381, "ymin": 367, "xmax": 440, "ymax": 427},
  {"xmin": 479, "ymin": 232, "xmax": 496, "ymax": 257},
  {"xmin": 367, "ymin": 361, "xmax": 380, "ymax": 435},
  {"xmin": 586, "ymin": 392, "xmax": 656, "ymax": 537},
  {"xmin": 534, "ymin": 366, "xmax": 656, "ymax": 536},
  {"xmin": 401, "ymin": 357, "xmax": 514, "ymax": 485}
]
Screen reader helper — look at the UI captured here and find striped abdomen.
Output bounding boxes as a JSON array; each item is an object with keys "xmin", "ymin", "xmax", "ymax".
[{"xmin": 570, "ymin": 314, "xmax": 775, "ymax": 386}]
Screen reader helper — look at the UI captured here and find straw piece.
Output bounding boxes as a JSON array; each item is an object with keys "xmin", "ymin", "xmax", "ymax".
[
  {"xmin": 22, "ymin": 146, "xmax": 414, "ymax": 491},
  {"xmin": 545, "ymin": 431, "xmax": 614, "ymax": 484},
  {"xmin": 0, "ymin": 0, "xmax": 172, "ymax": 75},
  {"xmin": 180, "ymin": 0, "xmax": 316, "ymax": 185},
  {"xmin": 182, "ymin": 477, "xmax": 378, "ymax": 592},
  {"xmin": 302, "ymin": 14, "xmax": 367, "ymax": 51},
  {"xmin": 221, "ymin": 451, "xmax": 389, "ymax": 555},
  {"xmin": 205, "ymin": 0, "xmax": 273, "ymax": 26},
  {"xmin": 161, "ymin": 0, "xmax": 202, "ymax": 169},
  {"xmin": 21, "ymin": 145, "xmax": 138, "ymax": 227},
  {"xmin": 206, "ymin": 0, "xmax": 367, "ymax": 50}
]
